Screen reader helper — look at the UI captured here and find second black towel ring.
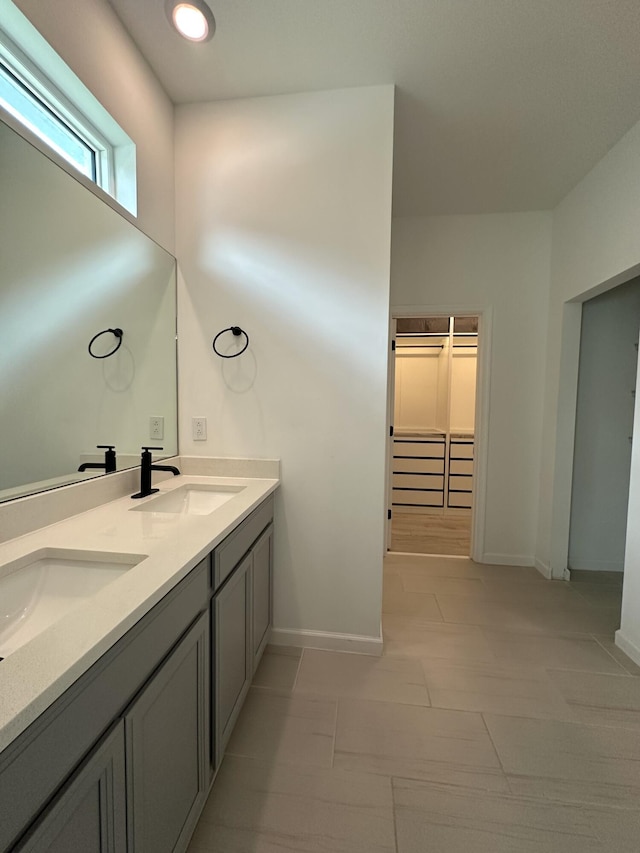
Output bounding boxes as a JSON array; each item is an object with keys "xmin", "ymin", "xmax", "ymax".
[
  {"xmin": 88, "ymin": 328, "xmax": 123, "ymax": 359},
  {"xmin": 212, "ymin": 326, "xmax": 249, "ymax": 358}
]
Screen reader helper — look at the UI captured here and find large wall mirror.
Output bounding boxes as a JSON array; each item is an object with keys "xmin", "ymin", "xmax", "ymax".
[{"xmin": 0, "ymin": 117, "xmax": 177, "ymax": 502}]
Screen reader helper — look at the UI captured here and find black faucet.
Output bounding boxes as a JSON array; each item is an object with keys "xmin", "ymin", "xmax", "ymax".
[
  {"xmin": 131, "ymin": 446, "xmax": 180, "ymax": 499},
  {"xmin": 78, "ymin": 445, "xmax": 117, "ymax": 473}
]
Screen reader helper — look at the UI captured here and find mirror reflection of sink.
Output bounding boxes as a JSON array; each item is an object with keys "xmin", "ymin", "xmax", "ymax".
[
  {"xmin": 0, "ymin": 549, "xmax": 146, "ymax": 660},
  {"xmin": 130, "ymin": 484, "xmax": 245, "ymax": 515}
]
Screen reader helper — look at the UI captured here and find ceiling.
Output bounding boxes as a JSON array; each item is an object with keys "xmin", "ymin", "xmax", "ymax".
[{"xmin": 108, "ymin": 0, "xmax": 640, "ymax": 216}]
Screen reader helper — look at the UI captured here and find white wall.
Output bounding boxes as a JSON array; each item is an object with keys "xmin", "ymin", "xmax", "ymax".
[
  {"xmin": 391, "ymin": 213, "xmax": 552, "ymax": 565},
  {"xmin": 621, "ymin": 352, "xmax": 640, "ymax": 660},
  {"xmin": 569, "ymin": 279, "xmax": 640, "ymax": 572},
  {"xmin": 533, "ymin": 114, "xmax": 640, "ymax": 660},
  {"xmin": 538, "ymin": 117, "xmax": 640, "ymax": 580},
  {"xmin": 12, "ymin": 0, "xmax": 175, "ymax": 252},
  {"xmin": 175, "ymin": 86, "xmax": 395, "ymax": 647}
]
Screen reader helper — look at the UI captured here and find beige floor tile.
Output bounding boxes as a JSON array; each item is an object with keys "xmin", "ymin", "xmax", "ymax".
[
  {"xmin": 437, "ymin": 594, "xmax": 620, "ymax": 634},
  {"xmin": 382, "ymin": 586, "xmax": 443, "ymax": 620},
  {"xmin": 480, "ymin": 578, "xmax": 580, "ymax": 603},
  {"xmin": 226, "ymin": 688, "xmax": 336, "ymax": 768},
  {"xmin": 252, "ymin": 650, "xmax": 301, "ymax": 691},
  {"xmin": 586, "ymin": 807, "xmax": 640, "ymax": 853},
  {"xmin": 384, "ymin": 553, "xmax": 484, "ymax": 578},
  {"xmin": 399, "ymin": 573, "xmax": 487, "ymax": 596},
  {"xmin": 334, "ymin": 697, "xmax": 507, "ymax": 791},
  {"xmin": 393, "ymin": 778, "xmax": 603, "ymax": 853},
  {"xmin": 383, "ymin": 616, "xmax": 497, "ymax": 661},
  {"xmin": 484, "ymin": 713, "xmax": 640, "ymax": 807},
  {"xmin": 475, "ymin": 564, "xmax": 546, "ymax": 582},
  {"xmin": 483, "ymin": 628, "xmax": 627, "ymax": 673},
  {"xmin": 546, "ymin": 669, "xmax": 640, "ymax": 729},
  {"xmin": 422, "ymin": 659, "xmax": 575, "ymax": 720},
  {"xmin": 572, "ymin": 583, "xmax": 624, "ymax": 608},
  {"xmin": 188, "ymin": 756, "xmax": 396, "ymax": 853},
  {"xmin": 593, "ymin": 635, "xmax": 640, "ymax": 675},
  {"xmin": 294, "ymin": 648, "xmax": 430, "ymax": 705},
  {"xmin": 382, "ymin": 572, "xmax": 405, "ymax": 596},
  {"xmin": 570, "ymin": 570, "xmax": 623, "ymax": 585}
]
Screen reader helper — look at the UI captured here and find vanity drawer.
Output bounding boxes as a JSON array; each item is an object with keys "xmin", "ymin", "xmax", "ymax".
[{"xmin": 213, "ymin": 495, "xmax": 274, "ymax": 590}]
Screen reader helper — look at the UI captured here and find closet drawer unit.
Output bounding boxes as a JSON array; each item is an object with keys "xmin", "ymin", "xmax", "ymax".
[
  {"xmin": 448, "ymin": 491, "xmax": 473, "ymax": 509},
  {"xmin": 449, "ymin": 458, "xmax": 474, "ymax": 476},
  {"xmin": 392, "ymin": 489, "xmax": 444, "ymax": 507},
  {"xmin": 393, "ymin": 473, "xmax": 444, "ymax": 491},
  {"xmin": 449, "ymin": 475, "xmax": 473, "ymax": 492},
  {"xmin": 393, "ymin": 457, "xmax": 445, "ymax": 475},
  {"xmin": 393, "ymin": 440, "xmax": 445, "ymax": 459},
  {"xmin": 449, "ymin": 441, "xmax": 474, "ymax": 460}
]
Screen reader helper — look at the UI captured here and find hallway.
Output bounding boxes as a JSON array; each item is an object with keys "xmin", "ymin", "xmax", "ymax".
[{"xmin": 188, "ymin": 554, "xmax": 638, "ymax": 852}]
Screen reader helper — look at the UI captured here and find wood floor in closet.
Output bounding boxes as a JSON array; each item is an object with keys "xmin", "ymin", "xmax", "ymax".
[{"xmin": 390, "ymin": 512, "xmax": 471, "ymax": 556}]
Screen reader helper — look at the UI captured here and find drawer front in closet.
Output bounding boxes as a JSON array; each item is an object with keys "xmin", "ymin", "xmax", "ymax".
[
  {"xmin": 448, "ymin": 491, "xmax": 473, "ymax": 509},
  {"xmin": 393, "ymin": 457, "xmax": 446, "ymax": 475},
  {"xmin": 449, "ymin": 441, "xmax": 474, "ymax": 460},
  {"xmin": 393, "ymin": 473, "xmax": 444, "ymax": 491},
  {"xmin": 393, "ymin": 440, "xmax": 445, "ymax": 459},
  {"xmin": 392, "ymin": 489, "xmax": 444, "ymax": 507},
  {"xmin": 449, "ymin": 458, "xmax": 474, "ymax": 476}
]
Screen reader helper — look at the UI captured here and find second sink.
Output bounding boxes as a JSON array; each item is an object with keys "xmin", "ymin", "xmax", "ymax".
[{"xmin": 130, "ymin": 484, "xmax": 245, "ymax": 515}]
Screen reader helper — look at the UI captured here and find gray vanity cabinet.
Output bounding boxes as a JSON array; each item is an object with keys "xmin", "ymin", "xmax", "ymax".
[
  {"xmin": 212, "ymin": 498, "xmax": 274, "ymax": 769},
  {"xmin": 125, "ymin": 611, "xmax": 209, "ymax": 853},
  {"xmin": 251, "ymin": 524, "xmax": 273, "ymax": 670},
  {"xmin": 14, "ymin": 722, "xmax": 127, "ymax": 853},
  {"xmin": 213, "ymin": 552, "xmax": 251, "ymax": 766}
]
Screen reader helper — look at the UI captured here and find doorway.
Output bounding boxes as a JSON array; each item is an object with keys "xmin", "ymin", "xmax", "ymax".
[
  {"xmin": 389, "ymin": 315, "xmax": 479, "ymax": 556},
  {"xmin": 568, "ymin": 277, "xmax": 640, "ymax": 585}
]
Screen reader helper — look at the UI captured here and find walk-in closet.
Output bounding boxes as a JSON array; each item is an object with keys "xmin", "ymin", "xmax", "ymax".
[{"xmin": 390, "ymin": 315, "xmax": 478, "ymax": 555}]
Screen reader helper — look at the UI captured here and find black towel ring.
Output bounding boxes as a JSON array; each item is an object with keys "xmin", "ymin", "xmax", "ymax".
[
  {"xmin": 88, "ymin": 328, "xmax": 123, "ymax": 359},
  {"xmin": 212, "ymin": 326, "xmax": 249, "ymax": 359}
]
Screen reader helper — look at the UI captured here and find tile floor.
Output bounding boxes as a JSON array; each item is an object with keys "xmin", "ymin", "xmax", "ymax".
[{"xmin": 187, "ymin": 554, "xmax": 638, "ymax": 852}]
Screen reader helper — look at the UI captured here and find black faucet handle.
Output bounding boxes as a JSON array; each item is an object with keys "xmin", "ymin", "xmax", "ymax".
[
  {"xmin": 142, "ymin": 446, "xmax": 164, "ymax": 452},
  {"xmin": 97, "ymin": 445, "xmax": 116, "ymax": 451}
]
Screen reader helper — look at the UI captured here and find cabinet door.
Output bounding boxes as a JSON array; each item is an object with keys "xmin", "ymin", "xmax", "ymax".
[
  {"xmin": 213, "ymin": 553, "xmax": 251, "ymax": 767},
  {"xmin": 125, "ymin": 611, "xmax": 209, "ymax": 853},
  {"xmin": 251, "ymin": 523, "xmax": 273, "ymax": 672},
  {"xmin": 15, "ymin": 721, "xmax": 126, "ymax": 853}
]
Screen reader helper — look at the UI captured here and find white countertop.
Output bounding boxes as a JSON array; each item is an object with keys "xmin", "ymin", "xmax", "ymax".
[{"xmin": 0, "ymin": 473, "xmax": 279, "ymax": 753}]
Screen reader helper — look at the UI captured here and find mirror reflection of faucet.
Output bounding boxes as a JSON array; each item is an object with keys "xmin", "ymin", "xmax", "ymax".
[
  {"xmin": 78, "ymin": 445, "xmax": 117, "ymax": 473},
  {"xmin": 131, "ymin": 446, "xmax": 181, "ymax": 499}
]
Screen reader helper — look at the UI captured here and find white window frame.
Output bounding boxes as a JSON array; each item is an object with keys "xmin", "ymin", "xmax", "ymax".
[{"xmin": 0, "ymin": 1, "xmax": 137, "ymax": 216}]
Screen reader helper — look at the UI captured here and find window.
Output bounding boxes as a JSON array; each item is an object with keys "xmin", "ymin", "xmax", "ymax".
[
  {"xmin": 0, "ymin": 4, "xmax": 137, "ymax": 215},
  {"xmin": 0, "ymin": 60, "xmax": 99, "ymax": 182}
]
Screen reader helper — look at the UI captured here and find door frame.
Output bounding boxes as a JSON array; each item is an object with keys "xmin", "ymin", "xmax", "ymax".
[{"xmin": 387, "ymin": 305, "xmax": 492, "ymax": 562}]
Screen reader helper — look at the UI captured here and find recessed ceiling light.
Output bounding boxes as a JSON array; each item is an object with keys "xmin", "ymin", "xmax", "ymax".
[{"xmin": 165, "ymin": 0, "xmax": 216, "ymax": 42}]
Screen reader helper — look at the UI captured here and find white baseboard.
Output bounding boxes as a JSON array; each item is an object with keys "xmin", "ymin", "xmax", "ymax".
[
  {"xmin": 270, "ymin": 627, "xmax": 383, "ymax": 657},
  {"xmin": 615, "ymin": 630, "xmax": 640, "ymax": 668},
  {"xmin": 534, "ymin": 557, "xmax": 552, "ymax": 579},
  {"xmin": 480, "ymin": 553, "xmax": 535, "ymax": 568}
]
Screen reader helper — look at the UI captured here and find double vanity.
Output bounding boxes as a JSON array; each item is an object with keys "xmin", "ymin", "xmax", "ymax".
[{"xmin": 0, "ymin": 465, "xmax": 279, "ymax": 852}]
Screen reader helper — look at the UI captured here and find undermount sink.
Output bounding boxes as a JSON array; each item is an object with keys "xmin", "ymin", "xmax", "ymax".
[
  {"xmin": 0, "ymin": 549, "xmax": 146, "ymax": 660},
  {"xmin": 130, "ymin": 484, "xmax": 245, "ymax": 515}
]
